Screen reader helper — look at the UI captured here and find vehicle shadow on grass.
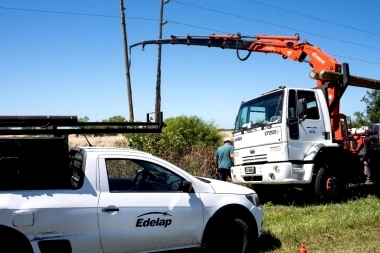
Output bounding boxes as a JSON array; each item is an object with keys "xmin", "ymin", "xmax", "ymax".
[
  {"xmin": 252, "ymin": 183, "xmax": 380, "ymax": 206},
  {"xmin": 157, "ymin": 229, "xmax": 282, "ymax": 253},
  {"xmin": 254, "ymin": 230, "xmax": 282, "ymax": 253}
]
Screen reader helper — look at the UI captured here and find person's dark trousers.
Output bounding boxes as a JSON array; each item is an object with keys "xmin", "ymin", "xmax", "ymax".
[{"xmin": 218, "ymin": 168, "xmax": 231, "ymax": 181}]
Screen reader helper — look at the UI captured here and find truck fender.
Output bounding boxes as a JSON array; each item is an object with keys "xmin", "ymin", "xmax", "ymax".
[{"xmin": 303, "ymin": 143, "xmax": 340, "ymax": 161}]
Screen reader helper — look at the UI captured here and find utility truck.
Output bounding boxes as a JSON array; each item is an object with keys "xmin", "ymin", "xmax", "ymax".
[
  {"xmin": 131, "ymin": 33, "xmax": 380, "ymax": 199},
  {"xmin": 0, "ymin": 113, "xmax": 263, "ymax": 252}
]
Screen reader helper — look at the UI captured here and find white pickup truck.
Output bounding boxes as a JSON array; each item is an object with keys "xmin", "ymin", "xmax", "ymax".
[{"xmin": 0, "ymin": 115, "xmax": 263, "ymax": 253}]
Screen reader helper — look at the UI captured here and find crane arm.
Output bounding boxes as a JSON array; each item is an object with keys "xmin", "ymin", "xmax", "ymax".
[{"xmin": 130, "ymin": 33, "xmax": 342, "ymax": 74}]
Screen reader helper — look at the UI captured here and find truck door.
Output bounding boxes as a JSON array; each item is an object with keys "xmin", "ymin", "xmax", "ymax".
[
  {"xmin": 97, "ymin": 156, "xmax": 204, "ymax": 253},
  {"xmin": 287, "ymin": 89, "xmax": 326, "ymax": 160}
]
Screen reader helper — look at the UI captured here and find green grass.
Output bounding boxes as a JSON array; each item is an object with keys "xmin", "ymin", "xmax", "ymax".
[{"xmin": 256, "ymin": 186, "xmax": 380, "ymax": 253}]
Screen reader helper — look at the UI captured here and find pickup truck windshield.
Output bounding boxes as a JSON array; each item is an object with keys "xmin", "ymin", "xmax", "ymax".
[{"xmin": 234, "ymin": 90, "xmax": 284, "ymax": 132}]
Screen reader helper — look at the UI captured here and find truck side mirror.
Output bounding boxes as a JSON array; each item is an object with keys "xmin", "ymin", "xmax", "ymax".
[{"xmin": 297, "ymin": 98, "xmax": 307, "ymax": 121}]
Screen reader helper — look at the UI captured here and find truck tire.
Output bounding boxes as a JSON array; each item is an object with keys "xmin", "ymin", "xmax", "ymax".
[
  {"xmin": 207, "ymin": 217, "xmax": 252, "ymax": 253},
  {"xmin": 0, "ymin": 226, "xmax": 33, "ymax": 253},
  {"xmin": 315, "ymin": 165, "xmax": 341, "ymax": 200}
]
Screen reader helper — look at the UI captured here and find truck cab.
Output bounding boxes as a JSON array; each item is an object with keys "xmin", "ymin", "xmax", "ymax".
[{"xmin": 231, "ymin": 87, "xmax": 337, "ymax": 185}]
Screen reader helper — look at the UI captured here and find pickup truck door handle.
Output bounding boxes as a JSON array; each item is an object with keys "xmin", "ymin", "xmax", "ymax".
[{"xmin": 102, "ymin": 207, "xmax": 120, "ymax": 212}]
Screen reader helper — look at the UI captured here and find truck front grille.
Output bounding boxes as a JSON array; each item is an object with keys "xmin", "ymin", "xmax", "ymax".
[{"xmin": 242, "ymin": 154, "xmax": 267, "ymax": 164}]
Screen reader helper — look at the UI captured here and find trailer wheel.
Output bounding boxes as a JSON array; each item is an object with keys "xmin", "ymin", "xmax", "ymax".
[{"xmin": 315, "ymin": 166, "xmax": 340, "ymax": 200}]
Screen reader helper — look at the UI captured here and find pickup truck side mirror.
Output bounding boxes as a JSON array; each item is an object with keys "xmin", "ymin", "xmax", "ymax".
[{"xmin": 181, "ymin": 180, "xmax": 193, "ymax": 193}]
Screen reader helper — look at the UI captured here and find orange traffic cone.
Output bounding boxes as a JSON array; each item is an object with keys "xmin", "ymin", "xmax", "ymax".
[{"xmin": 300, "ymin": 244, "xmax": 307, "ymax": 253}]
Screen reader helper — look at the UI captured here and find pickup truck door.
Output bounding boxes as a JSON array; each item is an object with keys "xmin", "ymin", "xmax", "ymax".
[{"xmin": 97, "ymin": 156, "xmax": 204, "ymax": 253}]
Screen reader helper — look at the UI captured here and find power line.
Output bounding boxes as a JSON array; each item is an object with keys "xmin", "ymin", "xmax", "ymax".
[
  {"xmin": 170, "ymin": 0, "xmax": 380, "ymax": 51},
  {"xmin": 1, "ymin": 5, "xmax": 379, "ymax": 65},
  {"xmin": 2, "ymin": 4, "xmax": 379, "ymax": 51},
  {"xmin": 0, "ymin": 6, "xmax": 119, "ymax": 18},
  {"xmin": 246, "ymin": 0, "xmax": 380, "ymax": 37},
  {"xmin": 331, "ymin": 54, "xmax": 380, "ymax": 65},
  {"xmin": 0, "ymin": 6, "xmax": 167, "ymax": 23},
  {"xmin": 166, "ymin": 20, "xmax": 228, "ymax": 33},
  {"xmin": 0, "ymin": 6, "xmax": 228, "ymax": 32}
]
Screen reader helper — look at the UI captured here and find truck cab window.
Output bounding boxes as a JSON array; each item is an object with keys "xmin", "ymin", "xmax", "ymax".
[
  {"xmin": 297, "ymin": 90, "xmax": 319, "ymax": 120},
  {"xmin": 105, "ymin": 159, "xmax": 185, "ymax": 193}
]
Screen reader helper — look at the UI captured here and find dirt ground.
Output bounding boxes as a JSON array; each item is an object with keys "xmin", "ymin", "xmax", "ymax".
[
  {"xmin": 68, "ymin": 131, "xmax": 233, "ymax": 148},
  {"xmin": 220, "ymin": 130, "xmax": 233, "ymax": 139},
  {"xmin": 68, "ymin": 134, "xmax": 127, "ymax": 148}
]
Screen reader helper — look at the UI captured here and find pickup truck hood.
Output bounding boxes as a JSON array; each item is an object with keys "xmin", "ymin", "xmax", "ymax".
[{"xmin": 201, "ymin": 178, "xmax": 255, "ymax": 195}]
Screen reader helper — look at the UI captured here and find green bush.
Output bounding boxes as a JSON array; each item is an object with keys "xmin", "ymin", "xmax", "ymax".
[
  {"xmin": 125, "ymin": 115, "xmax": 221, "ymax": 153},
  {"xmin": 162, "ymin": 115, "xmax": 222, "ymax": 148},
  {"xmin": 123, "ymin": 115, "xmax": 222, "ymax": 178}
]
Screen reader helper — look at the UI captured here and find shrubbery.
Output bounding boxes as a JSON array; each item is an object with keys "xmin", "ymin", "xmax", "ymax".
[{"xmin": 123, "ymin": 115, "xmax": 223, "ymax": 178}]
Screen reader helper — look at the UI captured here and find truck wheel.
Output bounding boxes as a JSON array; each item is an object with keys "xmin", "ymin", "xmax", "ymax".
[
  {"xmin": 207, "ymin": 218, "xmax": 251, "ymax": 253},
  {"xmin": 315, "ymin": 166, "xmax": 340, "ymax": 200}
]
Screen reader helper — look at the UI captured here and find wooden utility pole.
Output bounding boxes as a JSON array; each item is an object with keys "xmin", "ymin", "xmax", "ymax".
[
  {"xmin": 120, "ymin": 0, "xmax": 134, "ymax": 121},
  {"xmin": 155, "ymin": 0, "xmax": 165, "ymax": 121}
]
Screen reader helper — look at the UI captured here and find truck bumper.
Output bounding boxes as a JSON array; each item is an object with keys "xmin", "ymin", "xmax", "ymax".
[{"xmin": 231, "ymin": 162, "xmax": 314, "ymax": 184}]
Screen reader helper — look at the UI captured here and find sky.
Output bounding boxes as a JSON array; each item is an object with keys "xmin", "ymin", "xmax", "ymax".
[{"xmin": 1, "ymin": 0, "xmax": 380, "ymax": 129}]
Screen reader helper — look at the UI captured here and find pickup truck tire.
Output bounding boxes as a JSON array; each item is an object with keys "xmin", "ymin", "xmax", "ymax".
[
  {"xmin": 0, "ymin": 226, "xmax": 33, "ymax": 253},
  {"xmin": 207, "ymin": 217, "xmax": 251, "ymax": 253},
  {"xmin": 315, "ymin": 165, "xmax": 340, "ymax": 200}
]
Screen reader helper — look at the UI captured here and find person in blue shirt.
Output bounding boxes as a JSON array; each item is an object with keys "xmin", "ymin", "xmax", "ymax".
[{"xmin": 214, "ymin": 137, "xmax": 234, "ymax": 181}]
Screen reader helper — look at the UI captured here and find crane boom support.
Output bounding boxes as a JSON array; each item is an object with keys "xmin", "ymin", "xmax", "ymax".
[{"xmin": 310, "ymin": 70, "xmax": 380, "ymax": 90}]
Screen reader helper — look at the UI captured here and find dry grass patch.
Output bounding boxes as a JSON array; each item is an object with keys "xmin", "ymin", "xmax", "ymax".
[{"xmin": 68, "ymin": 134, "xmax": 127, "ymax": 148}]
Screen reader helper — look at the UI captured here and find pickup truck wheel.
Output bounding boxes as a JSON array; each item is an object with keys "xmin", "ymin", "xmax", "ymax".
[
  {"xmin": 315, "ymin": 166, "xmax": 340, "ymax": 200},
  {"xmin": 207, "ymin": 218, "xmax": 251, "ymax": 253},
  {"xmin": 0, "ymin": 226, "xmax": 33, "ymax": 253}
]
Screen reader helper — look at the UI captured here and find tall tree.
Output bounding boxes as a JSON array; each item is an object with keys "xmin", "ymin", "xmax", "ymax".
[{"xmin": 352, "ymin": 90, "xmax": 380, "ymax": 126}]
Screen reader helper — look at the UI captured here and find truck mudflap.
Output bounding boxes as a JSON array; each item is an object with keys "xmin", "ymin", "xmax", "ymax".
[{"xmin": 231, "ymin": 163, "xmax": 313, "ymax": 184}]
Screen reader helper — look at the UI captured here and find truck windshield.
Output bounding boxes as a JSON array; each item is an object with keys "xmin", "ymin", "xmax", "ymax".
[{"xmin": 234, "ymin": 90, "xmax": 284, "ymax": 132}]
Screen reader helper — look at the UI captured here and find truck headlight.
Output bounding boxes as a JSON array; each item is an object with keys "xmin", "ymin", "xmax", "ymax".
[{"xmin": 246, "ymin": 193, "xmax": 261, "ymax": 207}]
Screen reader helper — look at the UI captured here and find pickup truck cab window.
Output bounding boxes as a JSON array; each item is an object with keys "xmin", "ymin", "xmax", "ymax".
[{"xmin": 105, "ymin": 158, "xmax": 186, "ymax": 192}]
